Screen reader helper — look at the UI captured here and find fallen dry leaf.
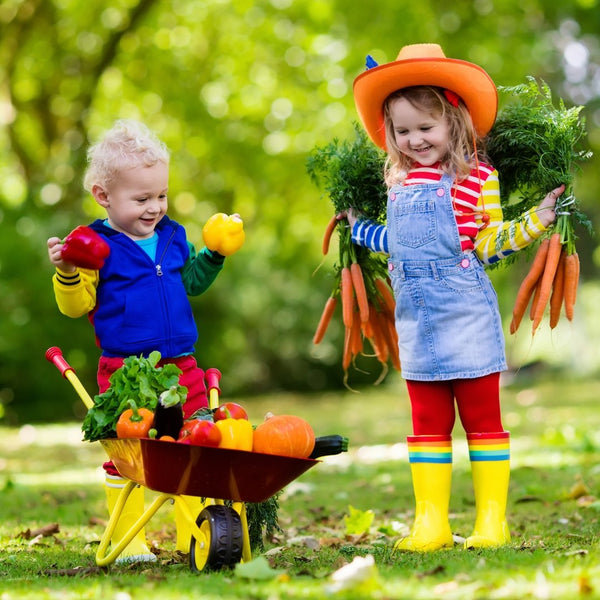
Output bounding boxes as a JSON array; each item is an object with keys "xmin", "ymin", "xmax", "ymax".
[
  {"xmin": 319, "ymin": 536, "xmax": 344, "ymax": 548},
  {"xmin": 18, "ymin": 523, "xmax": 60, "ymax": 540},
  {"xmin": 579, "ymin": 574, "xmax": 594, "ymax": 595},
  {"xmin": 567, "ymin": 476, "xmax": 591, "ymax": 499}
]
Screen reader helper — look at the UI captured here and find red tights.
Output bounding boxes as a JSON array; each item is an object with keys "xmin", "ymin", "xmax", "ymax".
[{"xmin": 406, "ymin": 373, "xmax": 503, "ymax": 435}]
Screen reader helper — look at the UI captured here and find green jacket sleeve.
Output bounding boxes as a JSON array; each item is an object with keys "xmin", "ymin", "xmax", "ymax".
[{"xmin": 182, "ymin": 243, "xmax": 225, "ymax": 296}]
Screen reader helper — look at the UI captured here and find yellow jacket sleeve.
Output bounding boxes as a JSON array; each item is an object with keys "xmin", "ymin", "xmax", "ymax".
[
  {"xmin": 474, "ymin": 170, "xmax": 550, "ymax": 265},
  {"xmin": 52, "ymin": 267, "xmax": 99, "ymax": 318}
]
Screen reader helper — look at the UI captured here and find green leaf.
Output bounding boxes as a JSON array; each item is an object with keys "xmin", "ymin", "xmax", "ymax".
[
  {"xmin": 234, "ymin": 556, "xmax": 286, "ymax": 580},
  {"xmin": 343, "ymin": 505, "xmax": 374, "ymax": 535}
]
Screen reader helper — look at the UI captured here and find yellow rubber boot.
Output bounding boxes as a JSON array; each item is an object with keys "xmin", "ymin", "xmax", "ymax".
[
  {"xmin": 105, "ymin": 474, "xmax": 156, "ymax": 564},
  {"xmin": 394, "ymin": 435, "xmax": 454, "ymax": 552},
  {"xmin": 174, "ymin": 495, "xmax": 205, "ymax": 553},
  {"xmin": 464, "ymin": 432, "xmax": 511, "ymax": 549}
]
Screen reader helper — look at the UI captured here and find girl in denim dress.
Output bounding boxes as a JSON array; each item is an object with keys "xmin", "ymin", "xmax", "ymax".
[{"xmin": 347, "ymin": 44, "xmax": 564, "ymax": 551}]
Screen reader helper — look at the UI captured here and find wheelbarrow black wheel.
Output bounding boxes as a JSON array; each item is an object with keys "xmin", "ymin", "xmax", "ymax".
[{"xmin": 189, "ymin": 505, "xmax": 244, "ymax": 572}]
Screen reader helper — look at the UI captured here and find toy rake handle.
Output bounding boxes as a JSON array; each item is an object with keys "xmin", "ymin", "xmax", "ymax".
[
  {"xmin": 205, "ymin": 367, "xmax": 221, "ymax": 410},
  {"xmin": 45, "ymin": 346, "xmax": 95, "ymax": 410}
]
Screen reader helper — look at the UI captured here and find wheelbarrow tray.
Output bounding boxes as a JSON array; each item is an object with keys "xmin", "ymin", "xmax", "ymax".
[{"xmin": 101, "ymin": 438, "xmax": 317, "ymax": 503}]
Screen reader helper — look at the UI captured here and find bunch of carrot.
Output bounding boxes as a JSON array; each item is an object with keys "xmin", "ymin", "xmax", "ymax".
[
  {"xmin": 313, "ymin": 215, "xmax": 400, "ymax": 383},
  {"xmin": 510, "ymin": 209, "xmax": 580, "ymax": 335}
]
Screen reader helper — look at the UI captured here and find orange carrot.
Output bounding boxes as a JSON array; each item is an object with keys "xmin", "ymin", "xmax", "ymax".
[
  {"xmin": 563, "ymin": 251, "xmax": 579, "ymax": 321},
  {"xmin": 313, "ymin": 296, "xmax": 337, "ymax": 344},
  {"xmin": 322, "ymin": 214, "xmax": 338, "ymax": 255},
  {"xmin": 531, "ymin": 233, "xmax": 562, "ymax": 334},
  {"xmin": 384, "ymin": 315, "xmax": 401, "ymax": 371},
  {"xmin": 549, "ymin": 249, "xmax": 566, "ymax": 329},
  {"xmin": 367, "ymin": 310, "xmax": 389, "ymax": 365},
  {"xmin": 529, "ymin": 276, "xmax": 542, "ymax": 321},
  {"xmin": 510, "ymin": 238, "xmax": 550, "ymax": 334},
  {"xmin": 350, "ymin": 309, "xmax": 363, "ymax": 356},
  {"xmin": 342, "ymin": 327, "xmax": 353, "ymax": 372},
  {"xmin": 340, "ymin": 267, "xmax": 354, "ymax": 328},
  {"xmin": 374, "ymin": 277, "xmax": 396, "ymax": 315},
  {"xmin": 375, "ymin": 310, "xmax": 398, "ymax": 366},
  {"xmin": 350, "ymin": 262, "xmax": 369, "ymax": 323}
]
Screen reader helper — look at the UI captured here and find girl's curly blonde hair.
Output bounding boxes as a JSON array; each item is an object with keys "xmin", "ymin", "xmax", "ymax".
[
  {"xmin": 83, "ymin": 119, "xmax": 170, "ymax": 192},
  {"xmin": 382, "ymin": 86, "xmax": 487, "ymax": 187}
]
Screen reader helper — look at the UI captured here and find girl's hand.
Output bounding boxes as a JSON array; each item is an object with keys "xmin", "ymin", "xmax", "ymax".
[
  {"xmin": 47, "ymin": 237, "xmax": 76, "ymax": 273},
  {"xmin": 337, "ymin": 208, "xmax": 358, "ymax": 229},
  {"xmin": 537, "ymin": 184, "xmax": 565, "ymax": 227}
]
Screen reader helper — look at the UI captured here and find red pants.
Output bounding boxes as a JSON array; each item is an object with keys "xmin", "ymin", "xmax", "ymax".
[
  {"xmin": 100, "ymin": 354, "xmax": 208, "ymax": 476},
  {"xmin": 406, "ymin": 373, "xmax": 503, "ymax": 435}
]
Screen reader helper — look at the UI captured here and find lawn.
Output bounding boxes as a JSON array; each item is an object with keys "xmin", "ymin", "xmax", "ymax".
[{"xmin": 2, "ymin": 371, "xmax": 600, "ymax": 599}]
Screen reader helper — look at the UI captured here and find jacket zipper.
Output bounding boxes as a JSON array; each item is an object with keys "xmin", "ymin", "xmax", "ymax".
[{"xmin": 155, "ymin": 227, "xmax": 177, "ymax": 277}]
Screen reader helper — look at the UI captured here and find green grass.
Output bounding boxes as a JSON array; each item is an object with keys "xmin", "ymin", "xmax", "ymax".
[{"xmin": 2, "ymin": 373, "xmax": 600, "ymax": 598}]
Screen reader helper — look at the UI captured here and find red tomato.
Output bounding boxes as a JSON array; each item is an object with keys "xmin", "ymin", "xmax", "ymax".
[
  {"xmin": 213, "ymin": 402, "xmax": 248, "ymax": 421},
  {"xmin": 188, "ymin": 420, "xmax": 222, "ymax": 447},
  {"xmin": 178, "ymin": 419, "xmax": 201, "ymax": 443}
]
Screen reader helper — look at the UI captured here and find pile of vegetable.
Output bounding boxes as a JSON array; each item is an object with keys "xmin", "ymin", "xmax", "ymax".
[
  {"xmin": 82, "ymin": 352, "xmax": 185, "ymax": 442},
  {"xmin": 486, "ymin": 77, "xmax": 593, "ymax": 334},
  {"xmin": 307, "ymin": 125, "xmax": 400, "ymax": 385},
  {"xmin": 83, "ymin": 353, "xmax": 348, "ymax": 459},
  {"xmin": 117, "ymin": 396, "xmax": 348, "ymax": 461}
]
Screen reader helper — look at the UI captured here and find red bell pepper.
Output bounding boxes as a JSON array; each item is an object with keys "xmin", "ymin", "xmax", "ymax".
[{"xmin": 61, "ymin": 225, "xmax": 110, "ymax": 269}]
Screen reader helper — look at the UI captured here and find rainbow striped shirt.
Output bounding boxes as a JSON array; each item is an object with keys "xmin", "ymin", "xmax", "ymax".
[{"xmin": 351, "ymin": 163, "xmax": 549, "ymax": 265}]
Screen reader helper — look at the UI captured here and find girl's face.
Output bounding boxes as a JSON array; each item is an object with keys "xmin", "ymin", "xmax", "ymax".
[
  {"xmin": 388, "ymin": 97, "xmax": 451, "ymax": 167},
  {"xmin": 93, "ymin": 162, "xmax": 169, "ymax": 240}
]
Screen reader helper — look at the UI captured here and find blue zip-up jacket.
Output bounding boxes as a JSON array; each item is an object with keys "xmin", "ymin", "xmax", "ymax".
[{"xmin": 87, "ymin": 216, "xmax": 222, "ymax": 358}]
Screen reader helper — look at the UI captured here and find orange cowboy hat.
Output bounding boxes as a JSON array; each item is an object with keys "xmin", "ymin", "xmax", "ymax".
[{"xmin": 353, "ymin": 43, "xmax": 498, "ymax": 149}]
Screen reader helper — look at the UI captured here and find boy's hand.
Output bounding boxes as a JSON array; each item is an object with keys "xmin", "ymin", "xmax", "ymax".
[{"xmin": 47, "ymin": 237, "xmax": 76, "ymax": 273}]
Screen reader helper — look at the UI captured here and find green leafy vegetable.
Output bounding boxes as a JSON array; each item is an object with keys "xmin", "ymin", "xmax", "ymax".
[
  {"xmin": 306, "ymin": 123, "xmax": 387, "ymax": 220},
  {"xmin": 307, "ymin": 125, "xmax": 399, "ymax": 384},
  {"xmin": 244, "ymin": 493, "xmax": 282, "ymax": 552},
  {"xmin": 82, "ymin": 351, "xmax": 185, "ymax": 442},
  {"xmin": 487, "ymin": 77, "xmax": 593, "ymax": 256}
]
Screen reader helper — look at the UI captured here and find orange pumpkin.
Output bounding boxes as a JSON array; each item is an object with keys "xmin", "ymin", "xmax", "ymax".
[{"xmin": 253, "ymin": 414, "xmax": 315, "ymax": 458}]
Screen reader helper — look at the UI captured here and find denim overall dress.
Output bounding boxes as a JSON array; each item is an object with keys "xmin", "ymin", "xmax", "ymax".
[{"xmin": 386, "ymin": 173, "xmax": 507, "ymax": 381}]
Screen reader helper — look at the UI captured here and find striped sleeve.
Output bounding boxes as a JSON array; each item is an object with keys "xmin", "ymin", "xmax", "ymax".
[
  {"xmin": 52, "ymin": 267, "xmax": 99, "ymax": 318},
  {"xmin": 351, "ymin": 220, "xmax": 389, "ymax": 254},
  {"xmin": 474, "ymin": 169, "xmax": 550, "ymax": 265}
]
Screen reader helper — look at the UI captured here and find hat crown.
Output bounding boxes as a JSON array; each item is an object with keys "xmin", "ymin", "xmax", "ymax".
[{"xmin": 396, "ymin": 43, "xmax": 447, "ymax": 61}]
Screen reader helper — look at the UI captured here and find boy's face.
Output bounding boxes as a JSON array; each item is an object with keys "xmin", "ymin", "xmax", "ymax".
[{"xmin": 94, "ymin": 162, "xmax": 169, "ymax": 240}]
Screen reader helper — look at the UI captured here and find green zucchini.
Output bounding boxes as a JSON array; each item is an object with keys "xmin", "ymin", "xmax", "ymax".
[{"xmin": 309, "ymin": 435, "xmax": 349, "ymax": 459}]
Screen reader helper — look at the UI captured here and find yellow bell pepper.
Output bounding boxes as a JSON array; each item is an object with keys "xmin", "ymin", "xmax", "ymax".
[
  {"xmin": 215, "ymin": 418, "xmax": 253, "ymax": 451},
  {"xmin": 202, "ymin": 213, "xmax": 245, "ymax": 256}
]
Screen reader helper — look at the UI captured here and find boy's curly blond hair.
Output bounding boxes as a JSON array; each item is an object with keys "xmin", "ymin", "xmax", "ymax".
[{"xmin": 83, "ymin": 119, "xmax": 170, "ymax": 192}]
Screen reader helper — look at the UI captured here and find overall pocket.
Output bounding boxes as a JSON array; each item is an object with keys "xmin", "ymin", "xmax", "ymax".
[{"xmin": 392, "ymin": 198, "xmax": 437, "ymax": 248}]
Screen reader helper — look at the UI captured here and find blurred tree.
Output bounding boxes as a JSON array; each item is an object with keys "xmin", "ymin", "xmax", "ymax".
[{"xmin": 0, "ymin": 0, "xmax": 598, "ymax": 423}]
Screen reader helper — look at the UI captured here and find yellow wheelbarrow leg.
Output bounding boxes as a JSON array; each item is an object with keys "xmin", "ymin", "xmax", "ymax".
[
  {"xmin": 175, "ymin": 496, "xmax": 206, "ymax": 553},
  {"xmin": 96, "ymin": 480, "xmax": 173, "ymax": 567},
  {"xmin": 232, "ymin": 501, "xmax": 252, "ymax": 563}
]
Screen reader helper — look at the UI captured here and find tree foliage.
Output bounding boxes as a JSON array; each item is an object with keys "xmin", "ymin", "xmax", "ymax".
[{"xmin": 0, "ymin": 0, "xmax": 599, "ymax": 423}]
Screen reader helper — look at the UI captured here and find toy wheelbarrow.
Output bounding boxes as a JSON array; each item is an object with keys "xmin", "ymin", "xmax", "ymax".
[{"xmin": 46, "ymin": 347, "xmax": 345, "ymax": 571}]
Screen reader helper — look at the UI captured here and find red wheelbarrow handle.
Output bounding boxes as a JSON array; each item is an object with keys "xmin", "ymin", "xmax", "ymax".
[
  {"xmin": 45, "ymin": 346, "xmax": 95, "ymax": 409},
  {"xmin": 45, "ymin": 346, "xmax": 73, "ymax": 378}
]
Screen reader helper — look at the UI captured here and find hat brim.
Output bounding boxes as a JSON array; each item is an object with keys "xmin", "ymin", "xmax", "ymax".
[{"xmin": 353, "ymin": 57, "xmax": 498, "ymax": 149}]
